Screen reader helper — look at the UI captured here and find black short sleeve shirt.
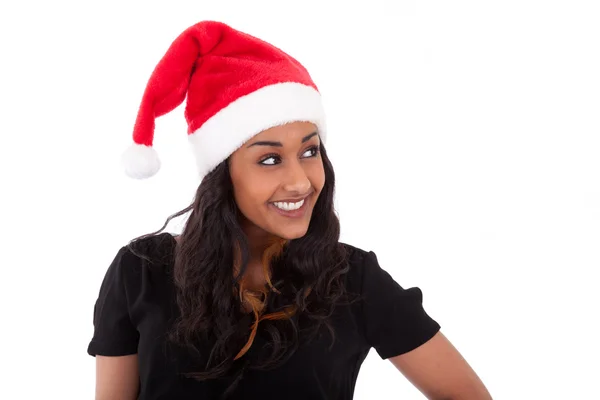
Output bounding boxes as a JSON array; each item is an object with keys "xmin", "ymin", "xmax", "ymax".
[{"xmin": 87, "ymin": 233, "xmax": 440, "ymax": 399}]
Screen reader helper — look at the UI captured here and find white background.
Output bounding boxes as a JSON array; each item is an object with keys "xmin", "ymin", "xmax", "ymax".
[{"xmin": 1, "ymin": 1, "xmax": 598, "ymax": 399}]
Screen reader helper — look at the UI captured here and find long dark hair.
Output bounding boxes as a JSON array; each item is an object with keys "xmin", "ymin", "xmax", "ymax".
[{"xmin": 127, "ymin": 142, "xmax": 356, "ymax": 394}]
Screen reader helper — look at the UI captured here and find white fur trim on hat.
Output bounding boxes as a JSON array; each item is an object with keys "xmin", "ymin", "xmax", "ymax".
[
  {"xmin": 121, "ymin": 143, "xmax": 161, "ymax": 179},
  {"xmin": 188, "ymin": 82, "xmax": 327, "ymax": 179}
]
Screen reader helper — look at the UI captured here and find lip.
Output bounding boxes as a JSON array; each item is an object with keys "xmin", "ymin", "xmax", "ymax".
[
  {"xmin": 269, "ymin": 194, "xmax": 311, "ymax": 218},
  {"xmin": 271, "ymin": 193, "xmax": 312, "ymax": 203}
]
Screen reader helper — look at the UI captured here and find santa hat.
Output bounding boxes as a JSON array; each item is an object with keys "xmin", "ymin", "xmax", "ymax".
[{"xmin": 121, "ymin": 20, "xmax": 327, "ymax": 179}]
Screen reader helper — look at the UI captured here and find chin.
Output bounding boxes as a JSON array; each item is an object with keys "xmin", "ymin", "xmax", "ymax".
[{"xmin": 272, "ymin": 225, "xmax": 310, "ymax": 240}]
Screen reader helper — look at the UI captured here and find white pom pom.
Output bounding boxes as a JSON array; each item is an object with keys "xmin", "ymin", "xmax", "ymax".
[{"xmin": 121, "ymin": 143, "xmax": 161, "ymax": 179}]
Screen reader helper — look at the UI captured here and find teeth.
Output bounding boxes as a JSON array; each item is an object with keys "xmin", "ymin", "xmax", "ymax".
[{"xmin": 273, "ymin": 199, "xmax": 304, "ymax": 211}]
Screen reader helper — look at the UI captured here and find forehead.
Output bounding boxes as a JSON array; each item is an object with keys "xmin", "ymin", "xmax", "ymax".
[{"xmin": 250, "ymin": 121, "xmax": 319, "ymax": 142}]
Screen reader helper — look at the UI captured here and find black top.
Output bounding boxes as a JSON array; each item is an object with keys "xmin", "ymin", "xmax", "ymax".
[{"xmin": 87, "ymin": 233, "xmax": 440, "ymax": 399}]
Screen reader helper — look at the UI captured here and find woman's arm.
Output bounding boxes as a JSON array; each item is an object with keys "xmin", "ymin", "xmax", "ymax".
[
  {"xmin": 389, "ymin": 331, "xmax": 493, "ymax": 400},
  {"xmin": 95, "ymin": 354, "xmax": 139, "ymax": 400}
]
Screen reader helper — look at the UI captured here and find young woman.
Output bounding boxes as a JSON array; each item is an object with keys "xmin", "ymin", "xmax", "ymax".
[{"xmin": 87, "ymin": 21, "xmax": 493, "ymax": 400}]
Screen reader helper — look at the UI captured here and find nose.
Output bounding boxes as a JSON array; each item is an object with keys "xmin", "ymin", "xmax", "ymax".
[{"xmin": 282, "ymin": 159, "xmax": 311, "ymax": 194}]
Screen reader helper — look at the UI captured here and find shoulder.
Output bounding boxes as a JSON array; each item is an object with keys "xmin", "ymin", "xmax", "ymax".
[
  {"xmin": 94, "ymin": 233, "xmax": 176, "ymax": 305},
  {"xmin": 339, "ymin": 242, "xmax": 375, "ymax": 268},
  {"xmin": 112, "ymin": 232, "xmax": 176, "ymax": 279},
  {"xmin": 340, "ymin": 242, "xmax": 370, "ymax": 271},
  {"xmin": 126, "ymin": 232, "xmax": 177, "ymax": 263},
  {"xmin": 338, "ymin": 242, "xmax": 405, "ymax": 296},
  {"xmin": 338, "ymin": 242, "xmax": 376, "ymax": 291},
  {"xmin": 339, "ymin": 241, "xmax": 371, "ymax": 258}
]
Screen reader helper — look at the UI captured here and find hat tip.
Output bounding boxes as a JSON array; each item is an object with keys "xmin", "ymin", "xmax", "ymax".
[{"xmin": 121, "ymin": 143, "xmax": 161, "ymax": 179}]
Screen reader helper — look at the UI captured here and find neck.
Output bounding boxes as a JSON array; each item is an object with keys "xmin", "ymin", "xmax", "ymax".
[
  {"xmin": 240, "ymin": 218, "xmax": 279, "ymax": 262},
  {"xmin": 236, "ymin": 217, "xmax": 288, "ymax": 292}
]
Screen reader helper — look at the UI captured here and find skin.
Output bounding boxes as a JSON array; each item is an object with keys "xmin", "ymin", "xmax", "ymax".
[
  {"xmin": 95, "ymin": 354, "xmax": 138, "ymax": 400},
  {"xmin": 95, "ymin": 121, "xmax": 493, "ymax": 399},
  {"xmin": 228, "ymin": 121, "xmax": 325, "ymax": 289},
  {"xmin": 390, "ymin": 331, "xmax": 493, "ymax": 399}
]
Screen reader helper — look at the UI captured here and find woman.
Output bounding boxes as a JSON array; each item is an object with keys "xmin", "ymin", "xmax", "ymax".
[{"xmin": 87, "ymin": 21, "xmax": 493, "ymax": 400}]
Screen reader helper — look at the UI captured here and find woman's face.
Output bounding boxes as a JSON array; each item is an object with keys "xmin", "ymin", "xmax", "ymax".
[{"xmin": 228, "ymin": 121, "xmax": 325, "ymax": 241}]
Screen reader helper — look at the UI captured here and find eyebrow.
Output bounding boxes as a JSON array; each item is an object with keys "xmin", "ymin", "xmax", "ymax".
[{"xmin": 246, "ymin": 132, "xmax": 318, "ymax": 148}]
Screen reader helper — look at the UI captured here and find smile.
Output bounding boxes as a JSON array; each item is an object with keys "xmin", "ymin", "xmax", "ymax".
[
  {"xmin": 269, "ymin": 195, "xmax": 311, "ymax": 218},
  {"xmin": 273, "ymin": 199, "xmax": 304, "ymax": 211}
]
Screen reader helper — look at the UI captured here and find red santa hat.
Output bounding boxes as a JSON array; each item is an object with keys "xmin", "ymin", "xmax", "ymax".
[{"xmin": 121, "ymin": 20, "xmax": 327, "ymax": 179}]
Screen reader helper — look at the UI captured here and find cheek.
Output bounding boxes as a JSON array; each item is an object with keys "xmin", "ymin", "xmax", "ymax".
[
  {"xmin": 309, "ymin": 163, "xmax": 326, "ymax": 194},
  {"xmin": 233, "ymin": 176, "xmax": 275, "ymax": 211}
]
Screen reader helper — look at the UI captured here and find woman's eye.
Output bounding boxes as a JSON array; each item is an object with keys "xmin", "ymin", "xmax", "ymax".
[
  {"xmin": 307, "ymin": 145, "xmax": 321, "ymax": 157},
  {"xmin": 259, "ymin": 155, "xmax": 280, "ymax": 165},
  {"xmin": 258, "ymin": 146, "xmax": 319, "ymax": 166},
  {"xmin": 302, "ymin": 145, "xmax": 320, "ymax": 158}
]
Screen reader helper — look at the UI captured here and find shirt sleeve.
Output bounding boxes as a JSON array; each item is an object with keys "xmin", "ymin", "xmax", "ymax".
[
  {"xmin": 87, "ymin": 246, "xmax": 139, "ymax": 357},
  {"xmin": 360, "ymin": 250, "xmax": 441, "ymax": 359}
]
